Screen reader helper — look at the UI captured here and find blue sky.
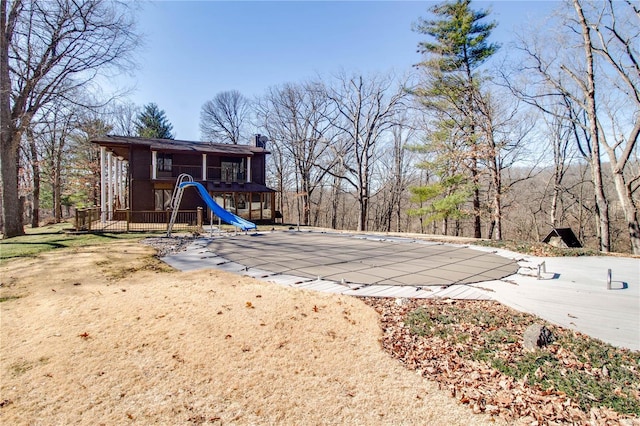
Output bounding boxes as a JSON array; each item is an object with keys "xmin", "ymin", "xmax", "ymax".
[{"xmin": 120, "ymin": 1, "xmax": 560, "ymax": 140}]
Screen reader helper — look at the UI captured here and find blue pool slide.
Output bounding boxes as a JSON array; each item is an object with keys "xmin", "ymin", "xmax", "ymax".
[{"xmin": 179, "ymin": 181, "xmax": 256, "ymax": 231}]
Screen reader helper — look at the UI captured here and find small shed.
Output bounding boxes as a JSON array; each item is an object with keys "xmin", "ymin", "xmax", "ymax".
[{"xmin": 542, "ymin": 228, "xmax": 582, "ymax": 248}]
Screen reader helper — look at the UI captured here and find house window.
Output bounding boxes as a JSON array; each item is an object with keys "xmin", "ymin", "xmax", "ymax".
[
  {"xmin": 158, "ymin": 153, "xmax": 172, "ymax": 172},
  {"xmin": 154, "ymin": 189, "xmax": 172, "ymax": 210},
  {"xmin": 221, "ymin": 157, "xmax": 245, "ymax": 182}
]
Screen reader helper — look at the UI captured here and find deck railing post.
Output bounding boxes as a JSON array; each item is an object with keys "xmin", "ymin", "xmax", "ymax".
[
  {"xmin": 87, "ymin": 209, "xmax": 92, "ymax": 231},
  {"xmin": 126, "ymin": 209, "xmax": 130, "ymax": 232},
  {"xmin": 197, "ymin": 207, "xmax": 203, "ymax": 230}
]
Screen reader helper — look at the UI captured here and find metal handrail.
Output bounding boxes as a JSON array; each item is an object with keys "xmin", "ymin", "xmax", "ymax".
[{"xmin": 167, "ymin": 174, "xmax": 193, "ymax": 237}]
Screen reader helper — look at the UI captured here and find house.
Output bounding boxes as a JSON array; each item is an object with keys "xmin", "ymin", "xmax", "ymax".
[{"xmin": 91, "ymin": 135, "xmax": 276, "ymax": 225}]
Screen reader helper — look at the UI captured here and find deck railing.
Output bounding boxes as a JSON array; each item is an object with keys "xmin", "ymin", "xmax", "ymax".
[
  {"xmin": 153, "ymin": 165, "xmax": 248, "ymax": 183},
  {"xmin": 75, "ymin": 208, "xmax": 203, "ymax": 233},
  {"xmin": 156, "ymin": 165, "xmax": 203, "ymax": 180}
]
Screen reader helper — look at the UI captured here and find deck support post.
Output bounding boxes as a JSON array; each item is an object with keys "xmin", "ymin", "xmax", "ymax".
[
  {"xmin": 151, "ymin": 151, "xmax": 157, "ymax": 180},
  {"xmin": 197, "ymin": 207, "xmax": 203, "ymax": 230},
  {"xmin": 107, "ymin": 151, "xmax": 114, "ymax": 220},
  {"xmin": 202, "ymin": 154, "xmax": 207, "ymax": 181},
  {"xmin": 100, "ymin": 147, "xmax": 107, "ymax": 222},
  {"xmin": 115, "ymin": 157, "xmax": 121, "ymax": 209}
]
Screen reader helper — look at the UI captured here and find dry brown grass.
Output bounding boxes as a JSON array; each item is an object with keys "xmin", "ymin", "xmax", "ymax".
[{"xmin": 0, "ymin": 241, "xmax": 504, "ymax": 425}]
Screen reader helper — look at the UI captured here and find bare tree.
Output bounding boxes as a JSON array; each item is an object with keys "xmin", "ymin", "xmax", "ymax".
[
  {"xmin": 1, "ymin": 0, "xmax": 140, "ymax": 237},
  {"xmin": 110, "ymin": 101, "xmax": 139, "ymax": 136},
  {"xmin": 512, "ymin": 0, "xmax": 639, "ymax": 253},
  {"xmin": 324, "ymin": 72, "xmax": 408, "ymax": 231},
  {"xmin": 542, "ymin": 100, "xmax": 579, "ymax": 228},
  {"xmin": 256, "ymin": 82, "xmax": 334, "ymax": 226},
  {"xmin": 200, "ymin": 90, "xmax": 250, "ymax": 144},
  {"xmin": 68, "ymin": 113, "xmax": 112, "ymax": 208},
  {"xmin": 255, "ymin": 93, "xmax": 295, "ymax": 225},
  {"xmin": 569, "ymin": 0, "xmax": 612, "ymax": 252},
  {"xmin": 473, "ymin": 85, "xmax": 535, "ymax": 240},
  {"xmin": 573, "ymin": 0, "xmax": 640, "ymax": 254},
  {"xmin": 377, "ymin": 121, "xmax": 417, "ymax": 232}
]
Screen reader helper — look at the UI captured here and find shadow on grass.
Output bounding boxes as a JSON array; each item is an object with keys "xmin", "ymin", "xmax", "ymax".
[
  {"xmin": 89, "ymin": 232, "xmax": 123, "ymax": 239},
  {"xmin": 0, "ymin": 232, "xmax": 145, "ymax": 262},
  {"xmin": 1, "ymin": 241, "xmax": 66, "ymax": 248}
]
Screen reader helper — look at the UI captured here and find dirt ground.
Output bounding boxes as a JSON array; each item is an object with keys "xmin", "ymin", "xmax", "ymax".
[{"xmin": 0, "ymin": 241, "xmax": 505, "ymax": 425}]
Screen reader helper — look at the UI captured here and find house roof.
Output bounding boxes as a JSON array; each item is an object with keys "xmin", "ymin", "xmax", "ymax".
[{"xmin": 92, "ymin": 135, "xmax": 269, "ymax": 159}]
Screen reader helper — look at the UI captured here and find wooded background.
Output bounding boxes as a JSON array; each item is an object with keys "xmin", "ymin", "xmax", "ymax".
[{"xmin": 1, "ymin": 0, "xmax": 638, "ymax": 254}]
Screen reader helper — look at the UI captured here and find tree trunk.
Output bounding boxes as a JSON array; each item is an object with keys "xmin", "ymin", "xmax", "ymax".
[
  {"xmin": 28, "ymin": 130, "xmax": 40, "ymax": 228},
  {"xmin": 493, "ymin": 191, "xmax": 502, "ymax": 240},
  {"xmin": 330, "ymin": 175, "xmax": 340, "ymax": 230},
  {"xmin": 492, "ymin": 166, "xmax": 502, "ymax": 241},
  {"xmin": 302, "ymin": 193, "xmax": 310, "ymax": 226},
  {"xmin": 550, "ymin": 184, "xmax": 559, "ymax": 228},
  {"xmin": 54, "ymin": 130, "xmax": 67, "ymax": 223},
  {"xmin": 612, "ymin": 171, "xmax": 640, "ymax": 254},
  {"xmin": 31, "ymin": 164, "xmax": 40, "ymax": 227},
  {"xmin": 471, "ymin": 162, "xmax": 482, "ymax": 238},
  {"xmin": 357, "ymin": 167, "xmax": 369, "ymax": 231},
  {"xmin": 488, "ymin": 134, "xmax": 502, "ymax": 240},
  {"xmin": 0, "ymin": 0, "xmax": 24, "ymax": 238},
  {"xmin": 0, "ymin": 135, "xmax": 23, "ymax": 238},
  {"xmin": 358, "ymin": 193, "xmax": 368, "ymax": 232},
  {"xmin": 573, "ymin": 0, "xmax": 610, "ymax": 252},
  {"xmin": 54, "ymin": 168, "xmax": 62, "ymax": 223}
]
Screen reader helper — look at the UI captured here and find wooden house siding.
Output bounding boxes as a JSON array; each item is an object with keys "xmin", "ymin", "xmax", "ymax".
[
  {"xmin": 251, "ymin": 155, "xmax": 266, "ymax": 185},
  {"xmin": 92, "ymin": 136, "xmax": 276, "ymax": 224}
]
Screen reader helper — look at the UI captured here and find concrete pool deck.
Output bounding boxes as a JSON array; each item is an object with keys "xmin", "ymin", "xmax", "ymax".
[{"xmin": 161, "ymin": 230, "xmax": 640, "ymax": 350}]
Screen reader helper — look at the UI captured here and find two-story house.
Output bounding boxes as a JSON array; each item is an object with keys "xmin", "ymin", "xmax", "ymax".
[{"xmin": 91, "ymin": 135, "xmax": 276, "ymax": 224}]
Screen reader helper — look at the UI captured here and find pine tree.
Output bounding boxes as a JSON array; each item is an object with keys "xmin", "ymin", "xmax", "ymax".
[
  {"xmin": 414, "ymin": 0, "xmax": 498, "ymax": 75},
  {"xmin": 135, "ymin": 103, "xmax": 174, "ymax": 139},
  {"xmin": 412, "ymin": 0, "xmax": 499, "ymax": 238}
]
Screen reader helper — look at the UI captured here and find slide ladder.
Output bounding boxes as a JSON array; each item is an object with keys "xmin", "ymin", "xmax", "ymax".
[
  {"xmin": 166, "ymin": 174, "xmax": 256, "ymax": 237},
  {"xmin": 166, "ymin": 174, "xmax": 194, "ymax": 237}
]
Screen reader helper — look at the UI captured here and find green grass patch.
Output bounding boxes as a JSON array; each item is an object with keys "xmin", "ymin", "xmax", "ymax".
[
  {"xmin": 0, "ymin": 295, "xmax": 23, "ymax": 303},
  {"xmin": 405, "ymin": 302, "xmax": 640, "ymax": 416},
  {"xmin": 0, "ymin": 223, "xmax": 150, "ymax": 262}
]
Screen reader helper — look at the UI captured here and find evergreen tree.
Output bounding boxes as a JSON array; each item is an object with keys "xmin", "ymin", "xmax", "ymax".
[
  {"xmin": 408, "ymin": 115, "xmax": 473, "ymax": 234},
  {"xmin": 135, "ymin": 103, "xmax": 174, "ymax": 139},
  {"xmin": 412, "ymin": 0, "xmax": 499, "ymax": 238},
  {"xmin": 414, "ymin": 0, "xmax": 498, "ymax": 75}
]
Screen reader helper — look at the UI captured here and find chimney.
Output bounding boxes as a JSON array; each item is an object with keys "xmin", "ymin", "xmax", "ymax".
[{"xmin": 254, "ymin": 134, "xmax": 268, "ymax": 148}]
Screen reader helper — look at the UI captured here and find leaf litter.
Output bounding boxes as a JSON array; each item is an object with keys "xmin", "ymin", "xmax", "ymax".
[{"xmin": 364, "ymin": 297, "xmax": 640, "ymax": 425}]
